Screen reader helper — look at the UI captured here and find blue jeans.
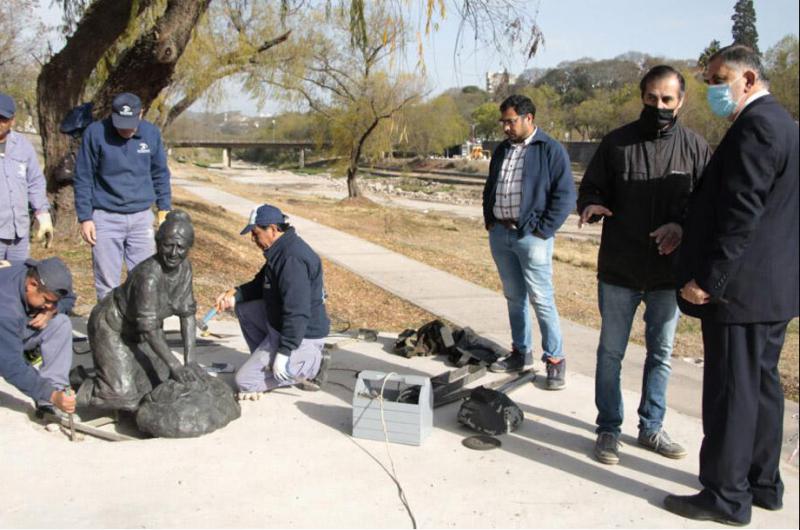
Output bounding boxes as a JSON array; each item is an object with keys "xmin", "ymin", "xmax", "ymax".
[
  {"xmin": 594, "ymin": 281, "xmax": 679, "ymax": 436},
  {"xmin": 488, "ymin": 224, "xmax": 563, "ymax": 360}
]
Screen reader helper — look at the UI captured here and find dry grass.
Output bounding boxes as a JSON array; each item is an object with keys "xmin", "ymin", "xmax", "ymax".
[{"xmin": 176, "ymin": 164, "xmax": 797, "ymax": 401}]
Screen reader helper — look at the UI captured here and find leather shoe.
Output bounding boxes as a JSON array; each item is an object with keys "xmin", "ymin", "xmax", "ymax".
[
  {"xmin": 663, "ymin": 493, "xmax": 749, "ymax": 527},
  {"xmin": 752, "ymin": 495, "xmax": 782, "ymax": 511}
]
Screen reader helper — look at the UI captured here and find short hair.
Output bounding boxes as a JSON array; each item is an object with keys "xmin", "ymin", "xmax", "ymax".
[
  {"xmin": 639, "ymin": 65, "xmax": 686, "ymax": 98},
  {"xmin": 499, "ymin": 95, "xmax": 536, "ymax": 118},
  {"xmin": 709, "ymin": 44, "xmax": 769, "ymax": 82}
]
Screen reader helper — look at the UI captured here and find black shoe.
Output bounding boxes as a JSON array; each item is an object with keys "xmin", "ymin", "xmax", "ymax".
[
  {"xmin": 663, "ymin": 493, "xmax": 749, "ymax": 527},
  {"xmin": 594, "ymin": 432, "xmax": 620, "ymax": 465},
  {"xmin": 544, "ymin": 357, "xmax": 566, "ymax": 390},
  {"xmin": 489, "ymin": 351, "xmax": 531, "ymax": 373}
]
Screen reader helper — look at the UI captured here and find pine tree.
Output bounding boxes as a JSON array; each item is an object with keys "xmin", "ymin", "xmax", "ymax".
[{"xmin": 731, "ymin": 0, "xmax": 760, "ymax": 55}]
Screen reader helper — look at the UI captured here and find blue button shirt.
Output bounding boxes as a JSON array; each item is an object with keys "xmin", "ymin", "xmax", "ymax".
[
  {"xmin": 73, "ymin": 118, "xmax": 171, "ymax": 222},
  {"xmin": 0, "ymin": 261, "xmax": 76, "ymax": 403},
  {"xmin": 0, "ymin": 132, "xmax": 49, "ymax": 240}
]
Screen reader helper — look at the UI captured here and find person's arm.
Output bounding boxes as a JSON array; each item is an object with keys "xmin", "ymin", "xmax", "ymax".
[
  {"xmin": 0, "ymin": 319, "xmax": 55, "ymax": 404},
  {"xmin": 536, "ymin": 142, "xmax": 577, "ymax": 238},
  {"xmin": 24, "ymin": 140, "xmax": 49, "ymax": 215},
  {"xmin": 73, "ymin": 126, "xmax": 98, "ymax": 223},
  {"xmin": 482, "ymin": 145, "xmax": 503, "ymax": 230},
  {"xmin": 577, "ymin": 138, "xmax": 613, "ymax": 224},
  {"xmin": 237, "ymin": 266, "xmax": 266, "ymax": 302},
  {"xmin": 275, "ymin": 257, "xmax": 312, "ymax": 356},
  {"xmin": 150, "ymin": 128, "xmax": 171, "ymax": 212},
  {"xmin": 695, "ymin": 120, "xmax": 778, "ymax": 299}
]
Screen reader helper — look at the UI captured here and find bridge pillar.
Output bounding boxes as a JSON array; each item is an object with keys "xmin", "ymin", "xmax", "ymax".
[
  {"xmin": 298, "ymin": 148, "xmax": 305, "ymax": 169},
  {"xmin": 222, "ymin": 148, "xmax": 231, "ymax": 168}
]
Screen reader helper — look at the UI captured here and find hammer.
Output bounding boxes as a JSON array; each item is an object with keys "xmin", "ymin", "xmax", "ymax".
[{"xmin": 197, "ymin": 307, "xmax": 218, "ymax": 337}]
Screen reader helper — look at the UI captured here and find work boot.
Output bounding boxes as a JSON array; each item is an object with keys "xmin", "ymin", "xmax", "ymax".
[
  {"xmin": 489, "ymin": 350, "xmax": 531, "ymax": 373},
  {"xmin": 638, "ymin": 428, "xmax": 687, "ymax": 459},
  {"xmin": 594, "ymin": 432, "xmax": 620, "ymax": 465},
  {"xmin": 544, "ymin": 356, "xmax": 566, "ymax": 390}
]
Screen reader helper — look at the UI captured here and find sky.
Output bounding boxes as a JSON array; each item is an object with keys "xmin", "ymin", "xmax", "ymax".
[{"xmin": 36, "ymin": 0, "xmax": 799, "ymax": 116}]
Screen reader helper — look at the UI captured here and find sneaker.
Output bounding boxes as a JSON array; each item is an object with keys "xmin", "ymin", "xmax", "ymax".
[
  {"xmin": 34, "ymin": 404, "xmax": 57, "ymax": 420},
  {"xmin": 638, "ymin": 428, "xmax": 687, "ymax": 459},
  {"xmin": 544, "ymin": 357, "xmax": 566, "ymax": 390},
  {"xmin": 489, "ymin": 350, "xmax": 531, "ymax": 373},
  {"xmin": 594, "ymin": 432, "xmax": 620, "ymax": 465}
]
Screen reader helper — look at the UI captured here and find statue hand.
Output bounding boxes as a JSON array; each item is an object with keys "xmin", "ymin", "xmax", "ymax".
[{"xmin": 172, "ymin": 365, "xmax": 198, "ymax": 384}]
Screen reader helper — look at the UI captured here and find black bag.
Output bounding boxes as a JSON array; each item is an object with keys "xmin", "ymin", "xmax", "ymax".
[{"xmin": 457, "ymin": 386, "xmax": 523, "ymax": 435}]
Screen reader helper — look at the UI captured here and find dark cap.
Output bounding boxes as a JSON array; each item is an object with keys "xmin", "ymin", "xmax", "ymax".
[
  {"xmin": 240, "ymin": 204, "xmax": 287, "ymax": 235},
  {"xmin": 111, "ymin": 92, "xmax": 142, "ymax": 130},
  {"xmin": 30, "ymin": 257, "xmax": 73, "ymax": 297},
  {"xmin": 0, "ymin": 93, "xmax": 16, "ymax": 118}
]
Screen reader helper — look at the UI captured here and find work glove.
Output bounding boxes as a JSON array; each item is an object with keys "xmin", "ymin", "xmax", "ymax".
[
  {"xmin": 157, "ymin": 210, "xmax": 169, "ymax": 226},
  {"xmin": 272, "ymin": 353, "xmax": 292, "ymax": 383},
  {"xmin": 33, "ymin": 212, "xmax": 54, "ymax": 248}
]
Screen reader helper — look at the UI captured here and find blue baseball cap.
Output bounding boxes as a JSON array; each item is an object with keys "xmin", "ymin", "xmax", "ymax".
[
  {"xmin": 111, "ymin": 92, "xmax": 142, "ymax": 129},
  {"xmin": 240, "ymin": 204, "xmax": 287, "ymax": 235},
  {"xmin": 28, "ymin": 257, "xmax": 73, "ymax": 297},
  {"xmin": 0, "ymin": 93, "xmax": 16, "ymax": 118}
]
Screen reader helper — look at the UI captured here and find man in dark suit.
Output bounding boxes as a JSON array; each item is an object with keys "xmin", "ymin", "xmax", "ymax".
[{"xmin": 665, "ymin": 44, "xmax": 799, "ymax": 526}]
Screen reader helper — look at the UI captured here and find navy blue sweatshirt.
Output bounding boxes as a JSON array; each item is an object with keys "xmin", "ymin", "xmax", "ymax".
[
  {"xmin": 0, "ymin": 262, "xmax": 76, "ymax": 403},
  {"xmin": 73, "ymin": 118, "xmax": 171, "ymax": 222},
  {"xmin": 238, "ymin": 228, "xmax": 330, "ymax": 354}
]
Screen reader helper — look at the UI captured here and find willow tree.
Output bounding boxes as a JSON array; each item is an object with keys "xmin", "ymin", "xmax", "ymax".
[{"xmin": 268, "ymin": 7, "xmax": 423, "ymax": 197}]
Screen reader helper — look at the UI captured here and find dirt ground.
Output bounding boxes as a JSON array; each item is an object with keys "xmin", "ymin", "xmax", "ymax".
[{"xmin": 175, "ymin": 162, "xmax": 798, "ymax": 402}]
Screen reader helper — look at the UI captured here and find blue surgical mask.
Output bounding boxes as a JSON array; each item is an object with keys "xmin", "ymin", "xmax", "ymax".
[{"xmin": 706, "ymin": 77, "xmax": 742, "ymax": 118}]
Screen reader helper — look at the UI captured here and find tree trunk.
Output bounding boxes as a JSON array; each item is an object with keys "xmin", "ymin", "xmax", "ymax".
[
  {"xmin": 37, "ymin": 0, "xmax": 155, "ymax": 230},
  {"xmin": 36, "ymin": 0, "xmax": 210, "ymax": 231},
  {"xmin": 346, "ymin": 163, "xmax": 362, "ymax": 197}
]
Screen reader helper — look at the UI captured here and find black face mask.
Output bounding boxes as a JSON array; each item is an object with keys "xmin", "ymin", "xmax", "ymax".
[{"xmin": 640, "ymin": 104, "xmax": 676, "ymax": 133}]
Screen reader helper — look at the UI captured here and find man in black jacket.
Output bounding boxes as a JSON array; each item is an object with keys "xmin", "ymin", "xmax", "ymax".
[
  {"xmin": 215, "ymin": 204, "xmax": 330, "ymax": 396},
  {"xmin": 665, "ymin": 45, "xmax": 798, "ymax": 527},
  {"xmin": 578, "ymin": 65, "xmax": 711, "ymax": 465}
]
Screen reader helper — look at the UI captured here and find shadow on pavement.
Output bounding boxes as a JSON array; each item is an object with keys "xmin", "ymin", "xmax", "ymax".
[{"xmin": 294, "ymin": 344, "xmax": 698, "ymax": 509}]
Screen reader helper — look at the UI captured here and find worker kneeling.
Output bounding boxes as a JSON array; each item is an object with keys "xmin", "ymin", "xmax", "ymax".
[{"xmin": 216, "ymin": 204, "xmax": 330, "ymax": 396}]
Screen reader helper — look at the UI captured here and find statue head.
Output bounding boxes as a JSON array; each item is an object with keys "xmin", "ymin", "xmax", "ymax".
[{"xmin": 156, "ymin": 210, "xmax": 194, "ymax": 271}]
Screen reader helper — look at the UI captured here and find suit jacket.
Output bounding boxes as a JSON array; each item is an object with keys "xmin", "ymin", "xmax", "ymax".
[{"xmin": 677, "ymin": 95, "xmax": 799, "ymax": 323}]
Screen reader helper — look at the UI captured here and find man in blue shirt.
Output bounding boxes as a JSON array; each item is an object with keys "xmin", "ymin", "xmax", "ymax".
[
  {"xmin": 0, "ymin": 92, "xmax": 54, "ymax": 260},
  {"xmin": 74, "ymin": 92, "xmax": 171, "ymax": 300},
  {"xmin": 0, "ymin": 257, "xmax": 76, "ymax": 416},
  {"xmin": 482, "ymin": 94, "xmax": 576, "ymax": 389},
  {"xmin": 215, "ymin": 204, "xmax": 330, "ymax": 397}
]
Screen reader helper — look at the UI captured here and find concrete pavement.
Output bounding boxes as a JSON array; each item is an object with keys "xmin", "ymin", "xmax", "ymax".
[{"xmin": 0, "ymin": 317, "xmax": 796, "ymax": 528}]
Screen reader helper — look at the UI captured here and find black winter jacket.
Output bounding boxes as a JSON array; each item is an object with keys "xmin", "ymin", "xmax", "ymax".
[
  {"xmin": 578, "ymin": 119, "xmax": 711, "ymax": 291},
  {"xmin": 238, "ymin": 227, "xmax": 330, "ymax": 354}
]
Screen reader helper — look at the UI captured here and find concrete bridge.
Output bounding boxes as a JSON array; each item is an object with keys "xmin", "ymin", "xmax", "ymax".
[{"xmin": 166, "ymin": 139, "xmax": 329, "ymax": 168}]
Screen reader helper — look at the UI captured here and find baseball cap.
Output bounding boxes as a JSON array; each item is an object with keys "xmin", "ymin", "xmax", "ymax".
[
  {"xmin": 0, "ymin": 93, "xmax": 16, "ymax": 118},
  {"xmin": 111, "ymin": 92, "xmax": 142, "ymax": 130},
  {"xmin": 29, "ymin": 257, "xmax": 73, "ymax": 297},
  {"xmin": 240, "ymin": 204, "xmax": 287, "ymax": 235}
]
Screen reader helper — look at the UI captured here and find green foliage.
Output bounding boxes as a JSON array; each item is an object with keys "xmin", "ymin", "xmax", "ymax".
[
  {"xmin": 397, "ymin": 94, "xmax": 469, "ymax": 154},
  {"xmin": 765, "ymin": 35, "xmax": 799, "ymax": 120},
  {"xmin": 732, "ymin": 0, "xmax": 759, "ymax": 55},
  {"xmin": 471, "ymin": 102, "xmax": 501, "ymax": 140}
]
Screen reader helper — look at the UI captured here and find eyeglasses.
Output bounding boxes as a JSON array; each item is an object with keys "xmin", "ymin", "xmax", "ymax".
[{"xmin": 498, "ymin": 116, "xmax": 524, "ymax": 127}]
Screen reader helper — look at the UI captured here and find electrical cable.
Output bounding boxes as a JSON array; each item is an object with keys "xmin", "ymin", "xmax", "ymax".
[{"xmin": 378, "ymin": 373, "xmax": 418, "ymax": 529}]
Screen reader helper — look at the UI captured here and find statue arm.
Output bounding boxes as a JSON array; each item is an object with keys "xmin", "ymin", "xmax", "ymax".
[{"xmin": 180, "ymin": 314, "xmax": 196, "ymax": 365}]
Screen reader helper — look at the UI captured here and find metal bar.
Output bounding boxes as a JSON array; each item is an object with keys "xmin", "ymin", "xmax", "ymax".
[
  {"xmin": 43, "ymin": 412, "xmax": 136, "ymax": 442},
  {"xmin": 433, "ymin": 369, "xmax": 535, "ymax": 409}
]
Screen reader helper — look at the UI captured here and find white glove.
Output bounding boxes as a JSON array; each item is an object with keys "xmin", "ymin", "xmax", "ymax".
[
  {"xmin": 272, "ymin": 353, "xmax": 292, "ymax": 383},
  {"xmin": 34, "ymin": 212, "xmax": 54, "ymax": 248}
]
